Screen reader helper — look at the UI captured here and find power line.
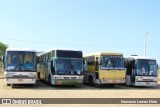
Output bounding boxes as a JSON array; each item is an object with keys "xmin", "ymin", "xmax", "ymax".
[
  {"xmin": 148, "ymin": 46, "xmax": 160, "ymax": 50},
  {"xmin": 0, "ymin": 37, "xmax": 159, "ymax": 49}
]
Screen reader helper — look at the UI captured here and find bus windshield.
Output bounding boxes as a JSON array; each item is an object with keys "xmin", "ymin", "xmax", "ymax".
[
  {"xmin": 100, "ymin": 55, "xmax": 124, "ymax": 70},
  {"xmin": 5, "ymin": 51, "xmax": 36, "ymax": 71},
  {"xmin": 136, "ymin": 59, "xmax": 157, "ymax": 76},
  {"xmin": 55, "ymin": 59, "xmax": 83, "ymax": 75}
]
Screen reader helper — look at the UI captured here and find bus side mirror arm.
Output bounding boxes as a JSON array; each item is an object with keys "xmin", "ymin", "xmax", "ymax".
[
  {"xmin": 1, "ymin": 56, "xmax": 5, "ymax": 69},
  {"xmin": 2, "ymin": 56, "xmax": 5, "ymax": 63},
  {"xmin": 36, "ymin": 56, "xmax": 39, "ymax": 65},
  {"xmin": 83, "ymin": 61, "xmax": 88, "ymax": 71}
]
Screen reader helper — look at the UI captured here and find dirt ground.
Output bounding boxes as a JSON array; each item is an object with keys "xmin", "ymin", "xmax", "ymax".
[{"xmin": 0, "ymin": 70, "xmax": 160, "ymax": 107}]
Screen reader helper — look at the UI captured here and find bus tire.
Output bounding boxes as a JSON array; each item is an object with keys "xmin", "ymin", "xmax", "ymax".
[
  {"xmin": 7, "ymin": 84, "xmax": 10, "ymax": 86},
  {"xmin": 11, "ymin": 84, "xmax": 14, "ymax": 88},
  {"xmin": 89, "ymin": 76, "xmax": 94, "ymax": 85},
  {"xmin": 48, "ymin": 75, "xmax": 52, "ymax": 86},
  {"xmin": 109, "ymin": 84, "xmax": 115, "ymax": 87}
]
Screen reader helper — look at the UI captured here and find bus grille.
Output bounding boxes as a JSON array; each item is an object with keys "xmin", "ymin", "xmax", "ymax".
[
  {"xmin": 63, "ymin": 77, "xmax": 77, "ymax": 79},
  {"xmin": 13, "ymin": 75, "xmax": 28, "ymax": 78}
]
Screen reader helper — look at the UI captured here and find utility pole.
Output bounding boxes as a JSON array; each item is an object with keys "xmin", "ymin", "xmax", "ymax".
[{"xmin": 144, "ymin": 32, "xmax": 148, "ymax": 56}]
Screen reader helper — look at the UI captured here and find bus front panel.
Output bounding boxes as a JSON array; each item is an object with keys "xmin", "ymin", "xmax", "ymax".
[
  {"xmin": 4, "ymin": 71, "xmax": 36, "ymax": 84},
  {"xmin": 134, "ymin": 76, "xmax": 157, "ymax": 87},
  {"xmin": 99, "ymin": 69, "xmax": 126, "ymax": 84},
  {"xmin": 51, "ymin": 75, "xmax": 83, "ymax": 85}
]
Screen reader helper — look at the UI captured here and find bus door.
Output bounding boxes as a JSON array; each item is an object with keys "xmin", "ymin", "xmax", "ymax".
[
  {"xmin": 125, "ymin": 61, "xmax": 135, "ymax": 86},
  {"xmin": 131, "ymin": 69, "xmax": 136, "ymax": 85}
]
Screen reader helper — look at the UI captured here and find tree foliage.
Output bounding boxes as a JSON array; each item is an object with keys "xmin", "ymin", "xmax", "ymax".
[{"xmin": 0, "ymin": 41, "xmax": 8, "ymax": 56}]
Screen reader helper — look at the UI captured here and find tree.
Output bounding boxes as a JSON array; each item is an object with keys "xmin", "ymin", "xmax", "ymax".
[
  {"xmin": 0, "ymin": 42, "xmax": 8, "ymax": 68},
  {"xmin": 0, "ymin": 41, "xmax": 8, "ymax": 63},
  {"xmin": 0, "ymin": 41, "xmax": 8, "ymax": 56}
]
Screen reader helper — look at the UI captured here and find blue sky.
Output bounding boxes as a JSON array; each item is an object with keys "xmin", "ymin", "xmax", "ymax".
[{"xmin": 0, "ymin": 0, "xmax": 160, "ymax": 63}]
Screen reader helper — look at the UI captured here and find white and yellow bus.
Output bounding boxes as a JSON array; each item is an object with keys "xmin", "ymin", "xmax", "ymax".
[
  {"xmin": 37, "ymin": 49, "xmax": 83, "ymax": 86},
  {"xmin": 3, "ymin": 48, "xmax": 37, "ymax": 86},
  {"xmin": 124, "ymin": 55, "xmax": 158, "ymax": 87},
  {"xmin": 83, "ymin": 52, "xmax": 126, "ymax": 86}
]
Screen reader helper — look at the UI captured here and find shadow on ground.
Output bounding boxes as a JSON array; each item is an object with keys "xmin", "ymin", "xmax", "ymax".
[{"xmin": 5, "ymin": 80, "xmax": 160, "ymax": 90}]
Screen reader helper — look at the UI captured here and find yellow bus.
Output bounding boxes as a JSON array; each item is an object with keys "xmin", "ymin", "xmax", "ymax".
[{"xmin": 83, "ymin": 52, "xmax": 126, "ymax": 86}]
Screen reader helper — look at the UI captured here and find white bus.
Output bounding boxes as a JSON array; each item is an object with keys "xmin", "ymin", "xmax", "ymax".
[
  {"xmin": 124, "ymin": 55, "xmax": 158, "ymax": 87},
  {"xmin": 3, "ymin": 48, "xmax": 37, "ymax": 86},
  {"xmin": 37, "ymin": 49, "xmax": 83, "ymax": 86}
]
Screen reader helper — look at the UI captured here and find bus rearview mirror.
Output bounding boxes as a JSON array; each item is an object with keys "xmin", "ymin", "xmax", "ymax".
[
  {"xmin": 2, "ymin": 56, "xmax": 5, "ymax": 62},
  {"xmin": 83, "ymin": 61, "xmax": 88, "ymax": 71}
]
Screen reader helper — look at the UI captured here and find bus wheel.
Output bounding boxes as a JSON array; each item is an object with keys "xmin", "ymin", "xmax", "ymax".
[
  {"xmin": 48, "ymin": 75, "xmax": 52, "ymax": 86},
  {"xmin": 109, "ymin": 84, "xmax": 115, "ymax": 87},
  {"xmin": 89, "ymin": 76, "xmax": 94, "ymax": 85},
  {"xmin": 11, "ymin": 84, "xmax": 14, "ymax": 88},
  {"xmin": 98, "ymin": 84, "xmax": 104, "ymax": 88},
  {"xmin": 7, "ymin": 84, "xmax": 10, "ymax": 86}
]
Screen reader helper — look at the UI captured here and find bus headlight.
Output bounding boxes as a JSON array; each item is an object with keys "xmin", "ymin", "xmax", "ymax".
[
  {"xmin": 55, "ymin": 76, "xmax": 63, "ymax": 79},
  {"xmin": 136, "ymin": 77, "xmax": 143, "ymax": 81},
  {"xmin": 153, "ymin": 78, "xmax": 157, "ymax": 81},
  {"xmin": 29, "ymin": 74, "xmax": 36, "ymax": 78},
  {"xmin": 77, "ymin": 76, "xmax": 83, "ymax": 79},
  {"xmin": 5, "ymin": 73, "xmax": 13, "ymax": 77}
]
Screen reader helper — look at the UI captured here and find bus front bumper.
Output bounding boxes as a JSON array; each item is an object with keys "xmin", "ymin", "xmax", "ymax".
[
  {"xmin": 5, "ymin": 78, "xmax": 36, "ymax": 84},
  {"xmin": 134, "ymin": 82, "xmax": 157, "ymax": 87},
  {"xmin": 100, "ymin": 79, "xmax": 125, "ymax": 84},
  {"xmin": 54, "ymin": 79, "xmax": 83, "ymax": 85}
]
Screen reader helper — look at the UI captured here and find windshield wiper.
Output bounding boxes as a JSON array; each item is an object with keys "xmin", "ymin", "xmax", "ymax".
[
  {"xmin": 65, "ymin": 65, "xmax": 73, "ymax": 74},
  {"xmin": 112, "ymin": 61, "xmax": 116, "ymax": 70},
  {"xmin": 112, "ymin": 61, "xmax": 121, "ymax": 71},
  {"xmin": 14, "ymin": 64, "xmax": 23, "ymax": 71},
  {"xmin": 23, "ymin": 69, "xmax": 35, "ymax": 71}
]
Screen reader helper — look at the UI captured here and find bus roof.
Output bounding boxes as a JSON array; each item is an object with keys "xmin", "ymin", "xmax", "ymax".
[
  {"xmin": 84, "ymin": 52, "xmax": 123, "ymax": 57},
  {"xmin": 125, "ymin": 56, "xmax": 156, "ymax": 60},
  {"xmin": 6, "ymin": 48, "xmax": 36, "ymax": 52},
  {"xmin": 47, "ymin": 48, "xmax": 82, "ymax": 52},
  {"xmin": 38, "ymin": 48, "xmax": 82, "ymax": 56}
]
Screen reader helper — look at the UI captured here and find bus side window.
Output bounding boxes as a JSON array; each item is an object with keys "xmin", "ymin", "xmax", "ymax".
[
  {"xmin": 11, "ymin": 55, "xmax": 20, "ymax": 64},
  {"xmin": 51, "ymin": 60, "xmax": 55, "ymax": 75},
  {"xmin": 134, "ymin": 62, "xmax": 137, "ymax": 75},
  {"xmin": 95, "ymin": 57, "xmax": 99, "ymax": 71},
  {"xmin": 83, "ymin": 60, "xmax": 88, "ymax": 72}
]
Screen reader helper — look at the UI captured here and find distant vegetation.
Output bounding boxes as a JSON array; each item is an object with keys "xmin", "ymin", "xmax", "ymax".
[
  {"xmin": 0, "ymin": 41, "xmax": 8, "ymax": 56},
  {"xmin": 0, "ymin": 41, "xmax": 8, "ymax": 68}
]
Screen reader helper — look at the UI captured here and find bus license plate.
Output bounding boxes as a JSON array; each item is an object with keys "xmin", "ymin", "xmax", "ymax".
[
  {"xmin": 112, "ymin": 80, "xmax": 117, "ymax": 83},
  {"xmin": 18, "ymin": 78, "xmax": 23, "ymax": 82}
]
